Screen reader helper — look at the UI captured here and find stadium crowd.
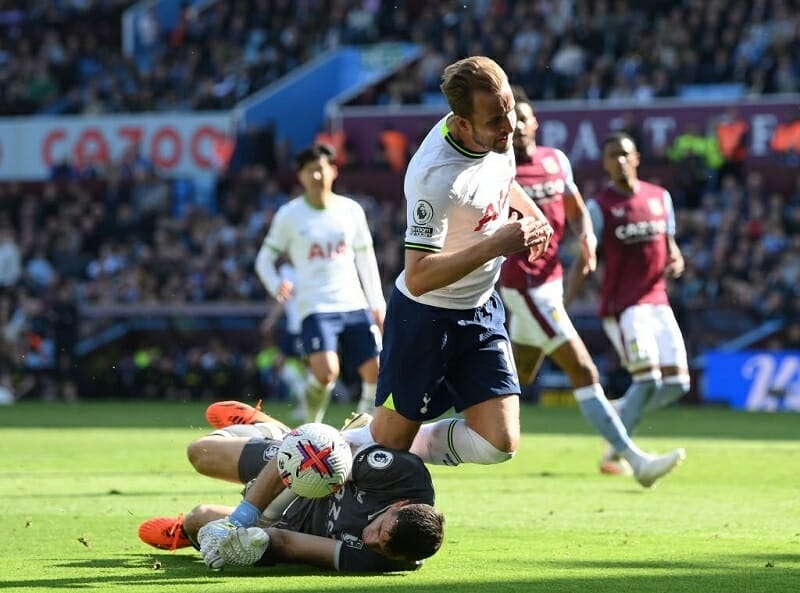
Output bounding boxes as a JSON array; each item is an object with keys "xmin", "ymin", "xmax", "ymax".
[
  {"xmin": 1, "ymin": 0, "xmax": 799, "ymax": 402},
  {"xmin": 1, "ymin": 0, "xmax": 798, "ymax": 116},
  {"xmin": 1, "ymin": 153, "xmax": 798, "ymax": 400}
]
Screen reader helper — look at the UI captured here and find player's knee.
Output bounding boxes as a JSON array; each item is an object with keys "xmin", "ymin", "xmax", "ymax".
[
  {"xmin": 186, "ymin": 437, "xmax": 216, "ymax": 475},
  {"xmin": 469, "ymin": 427, "xmax": 517, "ymax": 464},
  {"xmin": 477, "ymin": 438, "xmax": 516, "ymax": 464},
  {"xmin": 183, "ymin": 504, "xmax": 217, "ymax": 538},
  {"xmin": 310, "ymin": 368, "xmax": 337, "ymax": 386},
  {"xmin": 569, "ymin": 362, "xmax": 600, "ymax": 387}
]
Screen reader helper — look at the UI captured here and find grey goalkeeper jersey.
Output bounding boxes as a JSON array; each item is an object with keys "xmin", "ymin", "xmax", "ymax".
[{"xmin": 269, "ymin": 445, "xmax": 435, "ymax": 572}]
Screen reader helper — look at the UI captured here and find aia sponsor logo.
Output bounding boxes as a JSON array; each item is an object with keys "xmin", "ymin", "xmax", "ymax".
[{"xmin": 308, "ymin": 240, "xmax": 346, "ymax": 260}]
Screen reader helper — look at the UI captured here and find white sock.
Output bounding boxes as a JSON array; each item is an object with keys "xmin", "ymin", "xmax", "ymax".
[
  {"xmin": 409, "ymin": 418, "xmax": 514, "ymax": 466},
  {"xmin": 210, "ymin": 425, "xmax": 263, "ymax": 438},
  {"xmin": 357, "ymin": 382, "xmax": 377, "ymax": 414},
  {"xmin": 304, "ymin": 375, "xmax": 333, "ymax": 423},
  {"xmin": 340, "ymin": 425, "xmax": 377, "ymax": 455}
]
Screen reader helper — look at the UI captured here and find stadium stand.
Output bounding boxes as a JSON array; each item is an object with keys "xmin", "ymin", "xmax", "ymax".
[{"xmin": 0, "ymin": 0, "xmax": 798, "ymax": 402}]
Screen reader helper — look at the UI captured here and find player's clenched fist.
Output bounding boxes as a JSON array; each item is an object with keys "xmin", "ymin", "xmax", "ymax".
[
  {"xmin": 219, "ymin": 527, "xmax": 270, "ymax": 566},
  {"xmin": 493, "ymin": 213, "xmax": 553, "ymax": 260},
  {"xmin": 525, "ymin": 218, "xmax": 554, "ymax": 262}
]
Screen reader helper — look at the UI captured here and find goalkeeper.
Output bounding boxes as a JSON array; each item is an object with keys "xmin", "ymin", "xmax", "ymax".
[{"xmin": 138, "ymin": 405, "xmax": 444, "ymax": 573}]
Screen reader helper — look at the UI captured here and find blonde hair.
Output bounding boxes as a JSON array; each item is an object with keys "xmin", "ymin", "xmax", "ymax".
[{"xmin": 440, "ymin": 56, "xmax": 508, "ymax": 118}]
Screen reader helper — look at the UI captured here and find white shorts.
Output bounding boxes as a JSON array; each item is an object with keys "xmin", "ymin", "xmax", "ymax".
[
  {"xmin": 499, "ymin": 280, "xmax": 577, "ymax": 355},
  {"xmin": 602, "ymin": 304, "xmax": 688, "ymax": 375}
]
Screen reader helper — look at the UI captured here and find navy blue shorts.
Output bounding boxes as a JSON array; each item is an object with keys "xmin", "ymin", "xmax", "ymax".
[
  {"xmin": 278, "ymin": 332, "xmax": 304, "ymax": 358},
  {"xmin": 376, "ymin": 289, "xmax": 520, "ymax": 421},
  {"xmin": 301, "ymin": 309, "xmax": 380, "ymax": 371}
]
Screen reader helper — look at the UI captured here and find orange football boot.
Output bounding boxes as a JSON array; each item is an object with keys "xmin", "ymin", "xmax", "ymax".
[{"xmin": 138, "ymin": 514, "xmax": 192, "ymax": 550}]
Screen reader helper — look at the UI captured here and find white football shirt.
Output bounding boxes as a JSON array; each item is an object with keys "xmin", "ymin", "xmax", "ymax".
[
  {"xmin": 261, "ymin": 195, "xmax": 374, "ymax": 321},
  {"xmin": 397, "ymin": 115, "xmax": 516, "ymax": 309}
]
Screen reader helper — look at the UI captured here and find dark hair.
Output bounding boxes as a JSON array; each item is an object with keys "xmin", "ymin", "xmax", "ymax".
[
  {"xmin": 292, "ymin": 143, "xmax": 336, "ymax": 171},
  {"xmin": 440, "ymin": 56, "xmax": 508, "ymax": 118},
  {"xmin": 387, "ymin": 503, "xmax": 445, "ymax": 561},
  {"xmin": 603, "ymin": 131, "xmax": 636, "ymax": 150},
  {"xmin": 510, "ymin": 84, "xmax": 529, "ymax": 105}
]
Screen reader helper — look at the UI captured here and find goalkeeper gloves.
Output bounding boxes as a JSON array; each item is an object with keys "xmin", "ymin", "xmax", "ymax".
[
  {"xmin": 198, "ymin": 519, "xmax": 236, "ymax": 569},
  {"xmin": 219, "ymin": 527, "xmax": 270, "ymax": 566}
]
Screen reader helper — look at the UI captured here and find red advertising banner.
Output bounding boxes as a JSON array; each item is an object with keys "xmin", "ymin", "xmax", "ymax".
[{"xmin": 0, "ymin": 113, "xmax": 233, "ymax": 181}]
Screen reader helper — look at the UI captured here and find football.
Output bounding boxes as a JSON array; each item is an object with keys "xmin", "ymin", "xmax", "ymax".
[{"xmin": 276, "ymin": 422, "xmax": 353, "ymax": 498}]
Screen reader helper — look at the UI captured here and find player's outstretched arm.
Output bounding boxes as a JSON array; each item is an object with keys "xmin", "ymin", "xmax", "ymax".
[
  {"xmin": 225, "ymin": 454, "xmax": 287, "ymax": 529},
  {"xmin": 264, "ymin": 528, "xmax": 340, "ymax": 569},
  {"xmin": 564, "ymin": 253, "xmax": 591, "ymax": 309},
  {"xmin": 564, "ymin": 189, "xmax": 598, "ymax": 275}
]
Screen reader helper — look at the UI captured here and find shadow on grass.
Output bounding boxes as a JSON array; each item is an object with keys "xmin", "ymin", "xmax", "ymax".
[
  {"xmin": 4, "ymin": 553, "xmax": 798, "ymax": 593},
  {"xmin": 540, "ymin": 556, "xmax": 800, "ymax": 570}
]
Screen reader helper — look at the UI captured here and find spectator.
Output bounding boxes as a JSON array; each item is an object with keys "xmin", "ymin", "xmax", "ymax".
[
  {"xmin": 715, "ymin": 108, "xmax": 749, "ymax": 183},
  {"xmin": 0, "ymin": 227, "xmax": 22, "ymax": 290},
  {"xmin": 666, "ymin": 123, "xmax": 723, "ymax": 208},
  {"xmin": 770, "ymin": 111, "xmax": 800, "ymax": 166},
  {"xmin": 375, "ymin": 125, "xmax": 409, "ymax": 172}
]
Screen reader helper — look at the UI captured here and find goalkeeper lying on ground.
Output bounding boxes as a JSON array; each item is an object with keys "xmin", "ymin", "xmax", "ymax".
[{"xmin": 138, "ymin": 401, "xmax": 444, "ymax": 572}]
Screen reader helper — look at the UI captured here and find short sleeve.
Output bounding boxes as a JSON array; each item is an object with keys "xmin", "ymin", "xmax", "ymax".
[
  {"xmin": 404, "ymin": 168, "xmax": 454, "ymax": 253},
  {"xmin": 555, "ymin": 149, "xmax": 579, "ymax": 196},
  {"xmin": 351, "ymin": 447, "xmax": 434, "ymax": 503},
  {"xmin": 663, "ymin": 190, "xmax": 676, "ymax": 236},
  {"xmin": 587, "ymin": 198, "xmax": 604, "ymax": 237}
]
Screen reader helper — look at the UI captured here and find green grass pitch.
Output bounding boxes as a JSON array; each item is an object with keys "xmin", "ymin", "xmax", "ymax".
[{"xmin": 1, "ymin": 400, "xmax": 798, "ymax": 593}]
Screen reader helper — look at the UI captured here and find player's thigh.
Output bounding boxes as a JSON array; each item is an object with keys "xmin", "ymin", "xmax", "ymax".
[
  {"xmin": 375, "ymin": 290, "xmax": 454, "ymax": 421},
  {"xmin": 187, "ymin": 436, "xmax": 251, "ymax": 482},
  {"xmin": 338, "ymin": 309, "xmax": 381, "ymax": 371},
  {"xmin": 447, "ymin": 334, "xmax": 520, "ymax": 413},
  {"xmin": 447, "ymin": 293, "xmax": 521, "ymax": 413},
  {"xmin": 461, "ymin": 394, "xmax": 520, "ymax": 452},
  {"xmin": 371, "ymin": 406, "xmax": 422, "ymax": 450},
  {"xmin": 653, "ymin": 305, "xmax": 689, "ymax": 371},
  {"xmin": 603, "ymin": 305, "xmax": 661, "ymax": 374},
  {"xmin": 499, "ymin": 281, "xmax": 576, "ymax": 355}
]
